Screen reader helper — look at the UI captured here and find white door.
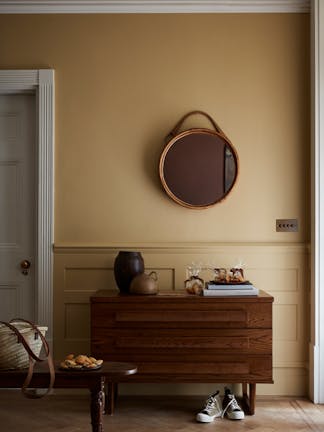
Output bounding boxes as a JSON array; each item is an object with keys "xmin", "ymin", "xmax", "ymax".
[{"xmin": 0, "ymin": 94, "xmax": 36, "ymax": 322}]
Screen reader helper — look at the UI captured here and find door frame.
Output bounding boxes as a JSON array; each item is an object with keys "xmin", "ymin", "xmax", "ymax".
[
  {"xmin": 0, "ymin": 69, "xmax": 54, "ymax": 344},
  {"xmin": 311, "ymin": 0, "xmax": 324, "ymax": 404}
]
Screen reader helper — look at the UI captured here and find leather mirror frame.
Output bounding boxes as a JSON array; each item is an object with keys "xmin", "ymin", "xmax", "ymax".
[{"xmin": 159, "ymin": 128, "xmax": 239, "ymax": 209}]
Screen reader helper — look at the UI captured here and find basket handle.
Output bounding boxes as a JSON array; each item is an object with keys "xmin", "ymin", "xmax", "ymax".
[
  {"xmin": 0, "ymin": 319, "xmax": 55, "ymax": 399},
  {"xmin": 6, "ymin": 319, "xmax": 49, "ymax": 361},
  {"xmin": 165, "ymin": 110, "xmax": 226, "ymax": 142}
]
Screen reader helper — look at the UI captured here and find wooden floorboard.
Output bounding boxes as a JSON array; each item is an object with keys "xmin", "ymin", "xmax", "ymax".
[{"xmin": 0, "ymin": 391, "xmax": 323, "ymax": 432}]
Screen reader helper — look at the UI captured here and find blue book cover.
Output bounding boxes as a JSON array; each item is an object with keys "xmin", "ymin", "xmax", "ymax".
[{"xmin": 202, "ymin": 287, "xmax": 259, "ymax": 296}]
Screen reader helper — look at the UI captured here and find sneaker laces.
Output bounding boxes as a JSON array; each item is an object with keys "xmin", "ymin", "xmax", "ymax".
[
  {"xmin": 221, "ymin": 395, "xmax": 241, "ymax": 418},
  {"xmin": 204, "ymin": 395, "xmax": 219, "ymax": 414}
]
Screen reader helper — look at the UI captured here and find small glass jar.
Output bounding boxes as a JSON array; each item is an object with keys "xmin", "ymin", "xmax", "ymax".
[
  {"xmin": 230, "ymin": 268, "xmax": 245, "ymax": 282},
  {"xmin": 213, "ymin": 267, "xmax": 228, "ymax": 283},
  {"xmin": 185, "ymin": 265, "xmax": 204, "ymax": 295}
]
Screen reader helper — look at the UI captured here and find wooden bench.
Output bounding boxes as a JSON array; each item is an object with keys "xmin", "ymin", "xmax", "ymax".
[{"xmin": 0, "ymin": 361, "xmax": 137, "ymax": 432}]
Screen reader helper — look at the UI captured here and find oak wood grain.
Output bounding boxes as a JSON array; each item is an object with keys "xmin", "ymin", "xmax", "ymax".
[{"xmin": 90, "ymin": 290, "xmax": 274, "ymax": 414}]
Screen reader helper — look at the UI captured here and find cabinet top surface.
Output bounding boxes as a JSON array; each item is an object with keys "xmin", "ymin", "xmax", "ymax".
[{"xmin": 91, "ymin": 289, "xmax": 273, "ymax": 303}]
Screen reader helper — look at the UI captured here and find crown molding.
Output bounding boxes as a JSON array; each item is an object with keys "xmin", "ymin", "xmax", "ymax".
[{"xmin": 0, "ymin": 1, "xmax": 310, "ymax": 14}]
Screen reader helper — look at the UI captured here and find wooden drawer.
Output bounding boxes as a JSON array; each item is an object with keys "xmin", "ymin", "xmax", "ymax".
[
  {"xmin": 92, "ymin": 328, "xmax": 272, "ymax": 355},
  {"xmin": 91, "ymin": 302, "xmax": 272, "ymax": 329},
  {"xmin": 104, "ymin": 355, "xmax": 273, "ymax": 383}
]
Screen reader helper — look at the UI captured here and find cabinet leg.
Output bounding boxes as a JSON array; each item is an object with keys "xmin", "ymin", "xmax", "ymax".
[
  {"xmin": 241, "ymin": 383, "xmax": 256, "ymax": 415},
  {"xmin": 106, "ymin": 382, "xmax": 118, "ymax": 415},
  {"xmin": 242, "ymin": 383, "xmax": 248, "ymax": 399},
  {"xmin": 249, "ymin": 383, "xmax": 256, "ymax": 415}
]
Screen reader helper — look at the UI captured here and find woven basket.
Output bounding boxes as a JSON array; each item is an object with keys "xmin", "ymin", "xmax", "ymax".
[{"xmin": 0, "ymin": 321, "xmax": 47, "ymax": 370}]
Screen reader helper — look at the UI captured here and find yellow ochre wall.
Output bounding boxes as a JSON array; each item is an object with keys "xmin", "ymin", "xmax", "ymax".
[{"xmin": 0, "ymin": 13, "xmax": 310, "ymax": 395}]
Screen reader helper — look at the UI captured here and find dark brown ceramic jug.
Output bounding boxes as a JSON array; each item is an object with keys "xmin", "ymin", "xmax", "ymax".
[{"xmin": 113, "ymin": 251, "xmax": 144, "ymax": 294}]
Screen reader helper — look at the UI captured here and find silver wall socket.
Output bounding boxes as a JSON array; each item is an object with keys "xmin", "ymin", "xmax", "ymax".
[{"xmin": 276, "ymin": 219, "xmax": 298, "ymax": 232}]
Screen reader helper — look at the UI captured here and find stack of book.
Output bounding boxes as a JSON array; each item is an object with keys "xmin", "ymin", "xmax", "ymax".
[{"xmin": 202, "ymin": 281, "xmax": 259, "ymax": 297}]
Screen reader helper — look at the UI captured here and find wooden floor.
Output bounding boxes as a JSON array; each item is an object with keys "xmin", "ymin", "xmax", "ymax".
[{"xmin": 0, "ymin": 391, "xmax": 324, "ymax": 432}]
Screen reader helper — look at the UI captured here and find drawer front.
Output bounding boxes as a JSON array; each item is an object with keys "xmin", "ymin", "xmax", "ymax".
[
  {"xmin": 115, "ymin": 310, "xmax": 246, "ymax": 323},
  {"xmin": 91, "ymin": 302, "xmax": 272, "ymax": 329},
  {"xmin": 100, "ymin": 355, "xmax": 273, "ymax": 383},
  {"xmin": 92, "ymin": 328, "xmax": 272, "ymax": 355}
]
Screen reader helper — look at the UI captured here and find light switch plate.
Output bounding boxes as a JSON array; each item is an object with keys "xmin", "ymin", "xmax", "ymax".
[{"xmin": 276, "ymin": 219, "xmax": 298, "ymax": 232}]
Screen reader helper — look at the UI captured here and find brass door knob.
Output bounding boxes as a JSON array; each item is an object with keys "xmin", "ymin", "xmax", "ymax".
[{"xmin": 20, "ymin": 260, "xmax": 31, "ymax": 275}]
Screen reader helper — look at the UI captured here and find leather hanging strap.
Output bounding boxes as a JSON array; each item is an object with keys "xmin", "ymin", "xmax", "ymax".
[
  {"xmin": 22, "ymin": 354, "xmax": 55, "ymax": 399},
  {"xmin": 165, "ymin": 110, "xmax": 227, "ymax": 142},
  {"xmin": 0, "ymin": 318, "xmax": 55, "ymax": 398}
]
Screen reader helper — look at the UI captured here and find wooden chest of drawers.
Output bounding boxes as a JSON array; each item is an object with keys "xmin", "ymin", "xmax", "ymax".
[{"xmin": 90, "ymin": 290, "xmax": 273, "ymax": 414}]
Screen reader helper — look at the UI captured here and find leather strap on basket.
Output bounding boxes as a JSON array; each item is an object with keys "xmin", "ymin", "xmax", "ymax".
[
  {"xmin": 0, "ymin": 318, "xmax": 55, "ymax": 398},
  {"xmin": 165, "ymin": 110, "xmax": 227, "ymax": 142}
]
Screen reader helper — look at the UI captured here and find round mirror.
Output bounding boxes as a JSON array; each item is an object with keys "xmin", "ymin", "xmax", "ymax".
[{"xmin": 159, "ymin": 128, "xmax": 238, "ymax": 209}]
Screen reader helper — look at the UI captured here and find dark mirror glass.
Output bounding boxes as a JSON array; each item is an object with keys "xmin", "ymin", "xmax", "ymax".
[{"xmin": 159, "ymin": 130, "xmax": 238, "ymax": 209}]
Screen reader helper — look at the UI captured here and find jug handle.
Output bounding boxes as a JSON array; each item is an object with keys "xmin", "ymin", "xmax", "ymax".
[{"xmin": 149, "ymin": 271, "xmax": 158, "ymax": 281}]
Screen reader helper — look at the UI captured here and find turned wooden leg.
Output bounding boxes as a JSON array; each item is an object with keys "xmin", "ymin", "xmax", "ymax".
[
  {"xmin": 90, "ymin": 378, "xmax": 105, "ymax": 432},
  {"xmin": 106, "ymin": 382, "xmax": 118, "ymax": 415}
]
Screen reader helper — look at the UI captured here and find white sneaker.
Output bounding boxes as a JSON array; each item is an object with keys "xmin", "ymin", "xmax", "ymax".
[
  {"xmin": 222, "ymin": 387, "xmax": 245, "ymax": 420},
  {"xmin": 196, "ymin": 391, "xmax": 222, "ymax": 423}
]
